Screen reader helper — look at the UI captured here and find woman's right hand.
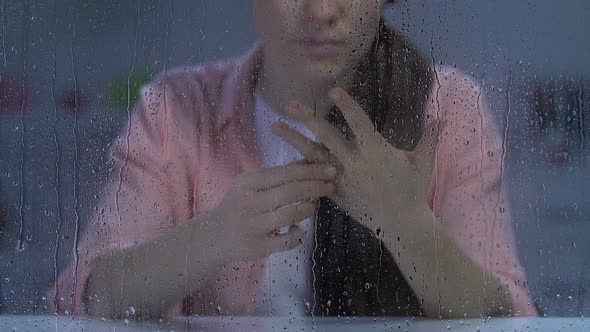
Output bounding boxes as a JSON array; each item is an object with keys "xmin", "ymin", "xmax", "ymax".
[{"xmin": 202, "ymin": 162, "xmax": 337, "ymax": 262}]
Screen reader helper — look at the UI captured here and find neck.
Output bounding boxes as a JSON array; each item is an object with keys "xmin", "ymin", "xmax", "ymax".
[{"xmin": 257, "ymin": 48, "xmax": 354, "ymax": 118}]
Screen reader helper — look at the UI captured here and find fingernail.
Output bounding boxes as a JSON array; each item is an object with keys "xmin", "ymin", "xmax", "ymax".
[
  {"xmin": 272, "ymin": 122, "xmax": 285, "ymax": 131},
  {"xmin": 324, "ymin": 166, "xmax": 337, "ymax": 177},
  {"xmin": 275, "ymin": 226, "xmax": 290, "ymax": 235}
]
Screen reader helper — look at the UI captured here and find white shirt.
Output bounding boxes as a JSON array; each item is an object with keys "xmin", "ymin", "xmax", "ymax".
[{"xmin": 253, "ymin": 88, "xmax": 317, "ymax": 317}]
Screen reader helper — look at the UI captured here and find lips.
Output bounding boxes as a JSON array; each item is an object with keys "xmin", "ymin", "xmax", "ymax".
[{"xmin": 299, "ymin": 36, "xmax": 345, "ymax": 57}]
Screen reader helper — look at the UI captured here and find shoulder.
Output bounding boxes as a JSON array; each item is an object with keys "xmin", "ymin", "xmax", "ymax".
[
  {"xmin": 415, "ymin": 66, "xmax": 500, "ymax": 165},
  {"xmin": 139, "ymin": 56, "xmax": 244, "ymax": 112},
  {"xmin": 435, "ymin": 66, "xmax": 481, "ymax": 93},
  {"xmin": 431, "ymin": 66, "xmax": 484, "ymax": 113},
  {"xmin": 422, "ymin": 66, "xmax": 491, "ymax": 132},
  {"xmin": 131, "ymin": 50, "xmax": 257, "ymax": 140}
]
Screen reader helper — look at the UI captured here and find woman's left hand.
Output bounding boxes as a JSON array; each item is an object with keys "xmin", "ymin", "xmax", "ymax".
[{"xmin": 272, "ymin": 88, "xmax": 425, "ymax": 229}]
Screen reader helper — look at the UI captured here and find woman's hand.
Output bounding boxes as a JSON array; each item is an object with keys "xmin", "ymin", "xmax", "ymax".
[
  {"xmin": 203, "ymin": 162, "xmax": 336, "ymax": 262},
  {"xmin": 270, "ymin": 88, "xmax": 523, "ymax": 319},
  {"xmin": 271, "ymin": 88, "xmax": 426, "ymax": 229}
]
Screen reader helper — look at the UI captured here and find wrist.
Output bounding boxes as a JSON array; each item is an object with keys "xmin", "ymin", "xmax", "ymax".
[{"xmin": 187, "ymin": 211, "xmax": 233, "ymax": 269}]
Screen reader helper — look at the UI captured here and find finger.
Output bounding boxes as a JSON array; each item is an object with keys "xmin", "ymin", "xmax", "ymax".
[
  {"xmin": 240, "ymin": 163, "xmax": 337, "ymax": 191},
  {"xmin": 268, "ymin": 225, "xmax": 304, "ymax": 254},
  {"xmin": 271, "ymin": 121, "xmax": 330, "ymax": 163},
  {"xmin": 281, "ymin": 101, "xmax": 353, "ymax": 159},
  {"xmin": 259, "ymin": 180, "xmax": 334, "ymax": 212},
  {"xmin": 262, "ymin": 200, "xmax": 317, "ymax": 231},
  {"xmin": 328, "ymin": 88, "xmax": 378, "ymax": 146}
]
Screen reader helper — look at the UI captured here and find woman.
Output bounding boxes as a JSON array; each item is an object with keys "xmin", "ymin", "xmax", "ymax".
[{"xmin": 52, "ymin": 0, "xmax": 536, "ymax": 319}]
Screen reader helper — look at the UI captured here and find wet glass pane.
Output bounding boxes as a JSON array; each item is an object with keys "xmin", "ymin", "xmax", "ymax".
[{"xmin": 0, "ymin": 0, "xmax": 589, "ymax": 331}]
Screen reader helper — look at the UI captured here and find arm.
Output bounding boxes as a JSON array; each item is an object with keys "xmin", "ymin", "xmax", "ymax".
[
  {"xmin": 50, "ymin": 80, "xmax": 205, "ymax": 317},
  {"xmin": 263, "ymin": 74, "xmax": 537, "ymax": 318},
  {"xmin": 49, "ymin": 70, "xmax": 223, "ymax": 317},
  {"xmin": 52, "ymin": 72, "xmax": 338, "ymax": 318},
  {"xmin": 86, "ymin": 213, "xmax": 227, "ymax": 318},
  {"xmin": 372, "ymin": 156, "xmax": 515, "ymax": 318},
  {"xmin": 274, "ymin": 78, "xmax": 536, "ymax": 318},
  {"xmin": 373, "ymin": 68, "xmax": 535, "ymax": 318},
  {"xmin": 86, "ymin": 165, "xmax": 334, "ymax": 318}
]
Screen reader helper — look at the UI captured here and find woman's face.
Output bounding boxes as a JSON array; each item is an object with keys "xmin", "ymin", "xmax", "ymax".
[{"xmin": 253, "ymin": 0, "xmax": 388, "ymax": 83}]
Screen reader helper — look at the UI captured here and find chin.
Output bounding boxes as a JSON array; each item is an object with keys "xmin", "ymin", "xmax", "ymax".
[{"xmin": 301, "ymin": 61, "xmax": 344, "ymax": 83}]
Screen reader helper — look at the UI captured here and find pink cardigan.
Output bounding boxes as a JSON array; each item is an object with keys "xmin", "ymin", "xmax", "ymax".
[{"xmin": 51, "ymin": 44, "xmax": 536, "ymax": 317}]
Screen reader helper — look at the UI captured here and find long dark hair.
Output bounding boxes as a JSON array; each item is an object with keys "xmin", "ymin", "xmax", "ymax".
[
  {"xmin": 313, "ymin": 20, "xmax": 434, "ymax": 317},
  {"xmin": 329, "ymin": 19, "xmax": 433, "ymax": 150}
]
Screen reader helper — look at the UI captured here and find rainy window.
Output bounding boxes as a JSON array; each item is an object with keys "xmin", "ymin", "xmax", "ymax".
[{"xmin": 1, "ymin": 0, "xmax": 589, "ymax": 330}]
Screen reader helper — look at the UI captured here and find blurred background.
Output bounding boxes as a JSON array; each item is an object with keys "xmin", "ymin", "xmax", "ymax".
[{"xmin": 0, "ymin": 0, "xmax": 589, "ymax": 316}]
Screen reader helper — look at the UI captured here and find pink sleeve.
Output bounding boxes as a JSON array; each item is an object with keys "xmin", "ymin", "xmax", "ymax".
[
  {"xmin": 426, "ymin": 68, "xmax": 537, "ymax": 316},
  {"xmin": 49, "ymin": 80, "xmax": 197, "ymax": 316}
]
